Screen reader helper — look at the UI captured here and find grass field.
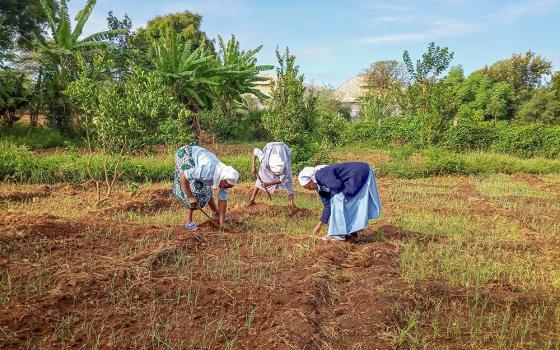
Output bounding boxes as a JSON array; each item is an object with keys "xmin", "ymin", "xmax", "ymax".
[{"xmin": 1, "ymin": 160, "xmax": 559, "ymax": 348}]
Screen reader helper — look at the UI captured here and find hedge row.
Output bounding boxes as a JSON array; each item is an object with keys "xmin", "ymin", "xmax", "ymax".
[{"xmin": 345, "ymin": 118, "xmax": 560, "ymax": 159}]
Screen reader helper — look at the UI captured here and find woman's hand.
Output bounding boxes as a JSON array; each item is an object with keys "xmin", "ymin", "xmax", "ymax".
[
  {"xmin": 313, "ymin": 221, "xmax": 324, "ymax": 235},
  {"xmin": 264, "ymin": 179, "xmax": 281, "ymax": 188},
  {"xmin": 187, "ymin": 196, "xmax": 199, "ymax": 208}
]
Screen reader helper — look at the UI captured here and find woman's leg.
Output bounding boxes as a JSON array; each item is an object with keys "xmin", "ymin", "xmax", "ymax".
[
  {"xmin": 288, "ymin": 193, "xmax": 295, "ymax": 208},
  {"xmin": 184, "ymin": 208, "xmax": 194, "ymax": 225},
  {"xmin": 208, "ymin": 196, "xmax": 219, "ymax": 216},
  {"xmin": 248, "ymin": 187, "xmax": 260, "ymax": 206}
]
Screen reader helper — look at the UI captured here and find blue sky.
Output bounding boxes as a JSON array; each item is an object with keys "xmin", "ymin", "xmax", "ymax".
[{"xmin": 70, "ymin": 0, "xmax": 560, "ymax": 87}]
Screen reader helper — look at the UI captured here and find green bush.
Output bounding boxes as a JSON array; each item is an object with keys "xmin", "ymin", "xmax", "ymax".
[
  {"xmin": 440, "ymin": 122, "xmax": 497, "ymax": 152},
  {"xmin": 347, "ymin": 116, "xmax": 560, "ymax": 159},
  {"xmin": 491, "ymin": 123, "xmax": 560, "ymax": 158},
  {"xmin": 423, "ymin": 147, "xmax": 469, "ymax": 175},
  {"xmin": 316, "ymin": 110, "xmax": 349, "ymax": 147},
  {"xmin": 344, "ymin": 115, "xmax": 428, "ymax": 148},
  {"xmin": 200, "ymin": 109, "xmax": 269, "ymax": 142}
]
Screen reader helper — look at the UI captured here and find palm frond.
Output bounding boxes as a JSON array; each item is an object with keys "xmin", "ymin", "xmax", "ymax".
[
  {"xmin": 73, "ymin": 0, "xmax": 97, "ymax": 40},
  {"xmin": 39, "ymin": 0, "xmax": 58, "ymax": 36},
  {"xmin": 80, "ymin": 29, "xmax": 126, "ymax": 43}
]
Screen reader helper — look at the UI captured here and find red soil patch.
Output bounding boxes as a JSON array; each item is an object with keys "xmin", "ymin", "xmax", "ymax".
[
  {"xmin": 0, "ymin": 197, "xmax": 406, "ymax": 349},
  {"xmin": 0, "ymin": 185, "xmax": 53, "ymax": 202}
]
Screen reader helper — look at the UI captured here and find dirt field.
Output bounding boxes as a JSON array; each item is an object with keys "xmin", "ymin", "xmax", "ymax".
[{"xmin": 1, "ymin": 174, "xmax": 559, "ymax": 349}]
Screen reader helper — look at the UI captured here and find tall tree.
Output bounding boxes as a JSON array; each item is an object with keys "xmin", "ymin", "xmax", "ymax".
[
  {"xmin": 363, "ymin": 60, "xmax": 409, "ymax": 93},
  {"xmin": 402, "ymin": 42, "xmax": 454, "ymax": 116},
  {"xmin": 151, "ymin": 30, "xmax": 220, "ymax": 109},
  {"xmin": 214, "ymin": 35, "xmax": 272, "ymax": 117},
  {"xmin": 478, "ymin": 51, "xmax": 552, "ymax": 92},
  {"xmin": 34, "ymin": 0, "xmax": 124, "ymax": 128},
  {"xmin": 131, "ymin": 11, "xmax": 213, "ymax": 56},
  {"xmin": 262, "ymin": 47, "xmax": 317, "ymax": 164},
  {"xmin": 477, "ymin": 51, "xmax": 552, "ymax": 113},
  {"xmin": 0, "ymin": 0, "xmax": 56, "ymax": 51},
  {"xmin": 403, "ymin": 42, "xmax": 454, "ymax": 83},
  {"xmin": 105, "ymin": 11, "xmax": 133, "ymax": 77}
]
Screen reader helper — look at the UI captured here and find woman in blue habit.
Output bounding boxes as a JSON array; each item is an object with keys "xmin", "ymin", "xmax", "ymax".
[{"xmin": 298, "ymin": 162, "xmax": 382, "ymax": 241}]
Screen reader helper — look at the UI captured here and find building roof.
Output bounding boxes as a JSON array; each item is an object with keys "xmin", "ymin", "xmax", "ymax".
[
  {"xmin": 335, "ymin": 75, "xmax": 367, "ymax": 103},
  {"xmin": 254, "ymin": 73, "xmax": 326, "ymax": 96}
]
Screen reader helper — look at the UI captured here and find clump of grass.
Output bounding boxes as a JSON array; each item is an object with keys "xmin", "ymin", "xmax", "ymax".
[
  {"xmin": 384, "ymin": 295, "xmax": 560, "ymax": 349},
  {"xmin": 473, "ymin": 174, "xmax": 552, "ymax": 198},
  {"xmin": 0, "ymin": 123, "xmax": 73, "ymax": 149}
]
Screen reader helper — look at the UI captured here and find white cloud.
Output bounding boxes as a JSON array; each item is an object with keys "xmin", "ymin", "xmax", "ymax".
[
  {"xmin": 491, "ymin": 0, "xmax": 558, "ymax": 23},
  {"xmin": 362, "ymin": 19, "xmax": 482, "ymax": 44}
]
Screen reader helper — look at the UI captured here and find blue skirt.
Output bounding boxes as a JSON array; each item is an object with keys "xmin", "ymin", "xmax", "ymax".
[{"xmin": 327, "ymin": 168, "xmax": 382, "ymax": 236}]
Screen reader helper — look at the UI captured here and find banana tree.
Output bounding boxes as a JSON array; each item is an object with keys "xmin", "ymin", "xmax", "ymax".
[
  {"xmin": 151, "ymin": 30, "xmax": 223, "ymax": 132},
  {"xmin": 215, "ymin": 35, "xmax": 272, "ymax": 117},
  {"xmin": 35, "ymin": 0, "xmax": 124, "ymax": 128}
]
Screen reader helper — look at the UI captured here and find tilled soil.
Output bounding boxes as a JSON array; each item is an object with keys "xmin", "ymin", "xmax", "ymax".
[
  {"xmin": 1, "ymin": 177, "xmax": 559, "ymax": 349},
  {"xmin": 0, "ymin": 187, "xmax": 409, "ymax": 349}
]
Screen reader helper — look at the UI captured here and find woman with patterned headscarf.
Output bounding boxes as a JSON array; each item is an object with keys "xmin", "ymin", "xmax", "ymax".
[
  {"xmin": 249, "ymin": 142, "xmax": 295, "ymax": 207},
  {"xmin": 173, "ymin": 144, "xmax": 239, "ymax": 231},
  {"xmin": 298, "ymin": 162, "xmax": 382, "ymax": 241}
]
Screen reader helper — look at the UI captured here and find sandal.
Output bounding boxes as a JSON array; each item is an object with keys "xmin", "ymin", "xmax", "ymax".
[
  {"xmin": 184, "ymin": 222, "xmax": 198, "ymax": 231},
  {"xmin": 320, "ymin": 235, "xmax": 346, "ymax": 241}
]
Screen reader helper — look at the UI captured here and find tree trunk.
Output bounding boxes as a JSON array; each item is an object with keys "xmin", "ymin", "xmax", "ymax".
[{"xmin": 30, "ymin": 111, "xmax": 38, "ymax": 127}]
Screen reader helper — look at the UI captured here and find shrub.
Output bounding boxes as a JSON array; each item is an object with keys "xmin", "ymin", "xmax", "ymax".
[
  {"xmin": 440, "ymin": 122, "xmax": 497, "ymax": 152},
  {"xmin": 199, "ymin": 109, "xmax": 234, "ymax": 141},
  {"xmin": 0, "ymin": 141, "xmax": 254, "ymax": 184},
  {"xmin": 344, "ymin": 115, "xmax": 428, "ymax": 148},
  {"xmin": 491, "ymin": 123, "xmax": 560, "ymax": 158},
  {"xmin": 199, "ymin": 108, "xmax": 268, "ymax": 142},
  {"xmin": 262, "ymin": 48, "xmax": 317, "ymax": 165}
]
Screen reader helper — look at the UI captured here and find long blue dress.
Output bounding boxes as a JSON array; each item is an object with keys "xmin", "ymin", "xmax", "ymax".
[{"xmin": 315, "ymin": 162, "xmax": 382, "ymax": 236}]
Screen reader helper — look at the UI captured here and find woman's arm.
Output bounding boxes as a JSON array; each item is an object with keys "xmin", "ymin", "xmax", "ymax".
[
  {"xmin": 179, "ymin": 171, "xmax": 198, "ymax": 207},
  {"xmin": 251, "ymin": 152, "xmax": 258, "ymax": 177},
  {"xmin": 319, "ymin": 192, "xmax": 331, "ymax": 224},
  {"xmin": 263, "ymin": 178, "xmax": 282, "ymax": 187},
  {"xmin": 317, "ymin": 167, "xmax": 344, "ymax": 194},
  {"xmin": 252, "ymin": 148, "xmax": 264, "ymax": 177},
  {"xmin": 313, "ymin": 221, "xmax": 323, "ymax": 235}
]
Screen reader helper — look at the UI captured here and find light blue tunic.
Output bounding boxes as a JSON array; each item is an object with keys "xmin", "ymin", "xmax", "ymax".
[
  {"xmin": 182, "ymin": 145, "xmax": 229, "ymax": 201},
  {"xmin": 327, "ymin": 169, "xmax": 382, "ymax": 236}
]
